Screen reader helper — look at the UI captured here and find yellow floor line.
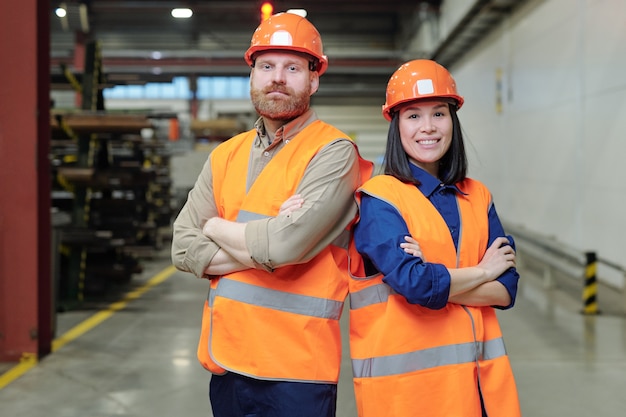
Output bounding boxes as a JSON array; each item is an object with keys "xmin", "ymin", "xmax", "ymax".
[{"xmin": 0, "ymin": 264, "xmax": 177, "ymax": 390}]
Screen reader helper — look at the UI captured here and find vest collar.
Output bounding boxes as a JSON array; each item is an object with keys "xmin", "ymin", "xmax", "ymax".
[{"xmin": 409, "ymin": 162, "xmax": 464, "ymax": 197}]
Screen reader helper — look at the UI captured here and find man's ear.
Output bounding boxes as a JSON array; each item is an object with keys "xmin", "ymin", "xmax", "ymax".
[{"xmin": 309, "ymin": 71, "xmax": 319, "ymax": 95}]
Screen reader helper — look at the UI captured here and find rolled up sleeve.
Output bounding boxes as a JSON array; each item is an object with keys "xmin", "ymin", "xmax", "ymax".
[
  {"xmin": 354, "ymin": 194, "xmax": 451, "ymax": 309},
  {"xmin": 489, "ymin": 203, "xmax": 520, "ymax": 309},
  {"xmin": 171, "ymin": 156, "xmax": 222, "ymax": 278},
  {"xmin": 245, "ymin": 140, "xmax": 361, "ymax": 270}
]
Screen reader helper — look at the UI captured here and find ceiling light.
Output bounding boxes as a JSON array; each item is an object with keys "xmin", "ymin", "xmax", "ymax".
[
  {"xmin": 79, "ymin": 3, "xmax": 89, "ymax": 33},
  {"xmin": 261, "ymin": 2, "xmax": 273, "ymax": 21},
  {"xmin": 55, "ymin": 7, "xmax": 67, "ymax": 18},
  {"xmin": 171, "ymin": 8, "xmax": 193, "ymax": 18}
]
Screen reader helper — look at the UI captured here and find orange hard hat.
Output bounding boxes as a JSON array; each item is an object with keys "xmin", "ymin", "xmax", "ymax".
[
  {"xmin": 244, "ymin": 12, "xmax": 328, "ymax": 75},
  {"xmin": 382, "ymin": 59, "xmax": 464, "ymax": 121}
]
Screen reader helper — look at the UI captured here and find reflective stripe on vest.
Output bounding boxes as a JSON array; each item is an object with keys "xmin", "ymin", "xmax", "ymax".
[
  {"xmin": 349, "ymin": 282, "xmax": 508, "ymax": 377},
  {"xmin": 210, "ymin": 278, "xmax": 343, "ymax": 320},
  {"xmin": 349, "ymin": 282, "xmax": 397, "ymax": 309},
  {"xmin": 352, "ymin": 337, "xmax": 507, "ymax": 378},
  {"xmin": 236, "ymin": 209, "xmax": 267, "ymax": 223}
]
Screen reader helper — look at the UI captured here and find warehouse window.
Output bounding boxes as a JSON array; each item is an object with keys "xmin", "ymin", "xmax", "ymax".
[
  {"xmin": 196, "ymin": 77, "xmax": 249, "ymax": 99},
  {"xmin": 103, "ymin": 76, "xmax": 249, "ymax": 100}
]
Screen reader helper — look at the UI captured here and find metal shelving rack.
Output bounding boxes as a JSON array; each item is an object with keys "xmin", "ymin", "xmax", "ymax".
[{"xmin": 50, "ymin": 41, "xmax": 174, "ymax": 308}]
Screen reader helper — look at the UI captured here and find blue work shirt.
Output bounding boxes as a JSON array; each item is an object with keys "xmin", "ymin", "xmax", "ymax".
[{"xmin": 354, "ymin": 163, "xmax": 519, "ymax": 310}]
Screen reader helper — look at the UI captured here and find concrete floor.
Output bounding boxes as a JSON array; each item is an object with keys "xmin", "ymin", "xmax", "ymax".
[{"xmin": 1, "ymin": 249, "xmax": 626, "ymax": 417}]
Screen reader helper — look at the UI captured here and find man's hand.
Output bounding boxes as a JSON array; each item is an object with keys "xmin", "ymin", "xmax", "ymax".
[
  {"xmin": 202, "ymin": 217, "xmax": 255, "ymax": 268},
  {"xmin": 278, "ymin": 194, "xmax": 304, "ymax": 216}
]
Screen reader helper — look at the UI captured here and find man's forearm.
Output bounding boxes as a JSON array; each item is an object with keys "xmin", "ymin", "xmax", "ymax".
[
  {"xmin": 203, "ymin": 217, "xmax": 255, "ymax": 268},
  {"xmin": 204, "ymin": 248, "xmax": 250, "ymax": 277}
]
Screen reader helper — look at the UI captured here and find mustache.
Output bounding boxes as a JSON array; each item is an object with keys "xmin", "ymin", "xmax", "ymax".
[{"xmin": 263, "ymin": 84, "xmax": 291, "ymax": 94}]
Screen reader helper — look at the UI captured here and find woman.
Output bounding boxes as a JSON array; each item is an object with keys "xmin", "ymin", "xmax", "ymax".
[{"xmin": 349, "ymin": 59, "xmax": 522, "ymax": 417}]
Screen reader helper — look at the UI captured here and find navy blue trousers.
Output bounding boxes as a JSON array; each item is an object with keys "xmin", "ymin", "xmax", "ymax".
[{"xmin": 209, "ymin": 372, "xmax": 337, "ymax": 417}]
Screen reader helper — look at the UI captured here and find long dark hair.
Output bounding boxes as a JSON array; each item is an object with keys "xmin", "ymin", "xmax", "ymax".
[{"xmin": 382, "ymin": 102, "xmax": 467, "ymax": 186}]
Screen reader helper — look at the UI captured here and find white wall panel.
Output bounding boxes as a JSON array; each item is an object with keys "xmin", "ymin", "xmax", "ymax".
[
  {"xmin": 509, "ymin": 0, "xmax": 578, "ymax": 47},
  {"xmin": 509, "ymin": 27, "xmax": 580, "ymax": 109},
  {"xmin": 584, "ymin": 92, "xmax": 626, "ymax": 187},
  {"xmin": 505, "ymin": 102, "xmax": 582, "ymax": 234},
  {"xmin": 452, "ymin": 0, "xmax": 626, "ymax": 271},
  {"xmin": 581, "ymin": 88, "xmax": 626, "ymax": 265},
  {"xmin": 583, "ymin": 0, "xmax": 626, "ymax": 96}
]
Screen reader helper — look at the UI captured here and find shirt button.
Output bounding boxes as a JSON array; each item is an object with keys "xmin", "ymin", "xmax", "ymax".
[
  {"xmin": 263, "ymin": 151, "xmax": 270, "ymax": 157},
  {"xmin": 285, "ymin": 140, "xmax": 290, "ymax": 144}
]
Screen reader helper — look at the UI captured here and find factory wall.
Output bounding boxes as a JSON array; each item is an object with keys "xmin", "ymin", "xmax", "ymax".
[{"xmin": 449, "ymin": 0, "xmax": 626, "ymax": 286}]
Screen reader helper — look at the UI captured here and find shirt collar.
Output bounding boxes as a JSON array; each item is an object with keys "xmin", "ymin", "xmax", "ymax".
[
  {"xmin": 408, "ymin": 161, "xmax": 463, "ymax": 197},
  {"xmin": 254, "ymin": 108, "xmax": 317, "ymax": 149}
]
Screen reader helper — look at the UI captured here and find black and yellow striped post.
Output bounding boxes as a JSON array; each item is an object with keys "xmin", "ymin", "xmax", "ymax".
[{"xmin": 582, "ymin": 252, "xmax": 599, "ymax": 315}]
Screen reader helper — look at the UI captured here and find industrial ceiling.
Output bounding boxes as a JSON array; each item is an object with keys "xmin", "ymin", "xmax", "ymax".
[{"xmin": 50, "ymin": 0, "xmax": 526, "ymax": 103}]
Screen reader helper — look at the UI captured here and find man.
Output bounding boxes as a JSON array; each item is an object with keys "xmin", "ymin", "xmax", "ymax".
[{"xmin": 171, "ymin": 11, "xmax": 372, "ymax": 417}]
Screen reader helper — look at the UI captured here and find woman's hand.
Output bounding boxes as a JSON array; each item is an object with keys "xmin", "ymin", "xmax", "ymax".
[
  {"xmin": 400, "ymin": 235, "xmax": 424, "ymax": 260},
  {"xmin": 477, "ymin": 236, "xmax": 516, "ymax": 282},
  {"xmin": 278, "ymin": 194, "xmax": 304, "ymax": 216}
]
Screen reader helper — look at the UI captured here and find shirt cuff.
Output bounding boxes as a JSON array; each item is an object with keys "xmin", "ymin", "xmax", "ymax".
[
  {"xmin": 245, "ymin": 218, "xmax": 273, "ymax": 272},
  {"xmin": 495, "ymin": 269, "xmax": 519, "ymax": 309},
  {"xmin": 183, "ymin": 234, "xmax": 222, "ymax": 278},
  {"xmin": 429, "ymin": 263, "xmax": 451, "ymax": 309}
]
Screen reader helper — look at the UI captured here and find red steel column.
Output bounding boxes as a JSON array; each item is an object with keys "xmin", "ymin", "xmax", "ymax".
[{"xmin": 0, "ymin": 0, "xmax": 51, "ymax": 362}]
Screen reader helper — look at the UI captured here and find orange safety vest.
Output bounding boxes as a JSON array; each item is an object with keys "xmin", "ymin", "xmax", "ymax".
[
  {"xmin": 198, "ymin": 120, "xmax": 373, "ymax": 384},
  {"xmin": 350, "ymin": 175, "xmax": 521, "ymax": 417}
]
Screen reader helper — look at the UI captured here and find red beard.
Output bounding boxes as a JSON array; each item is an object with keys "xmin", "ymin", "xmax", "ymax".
[{"xmin": 251, "ymin": 83, "xmax": 310, "ymax": 121}]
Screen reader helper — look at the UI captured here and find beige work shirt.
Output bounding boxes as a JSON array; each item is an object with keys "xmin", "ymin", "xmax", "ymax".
[{"xmin": 171, "ymin": 109, "xmax": 362, "ymax": 278}]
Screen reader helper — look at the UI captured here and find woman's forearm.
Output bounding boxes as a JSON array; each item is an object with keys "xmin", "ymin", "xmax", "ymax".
[{"xmin": 448, "ymin": 280, "xmax": 511, "ymax": 307}]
